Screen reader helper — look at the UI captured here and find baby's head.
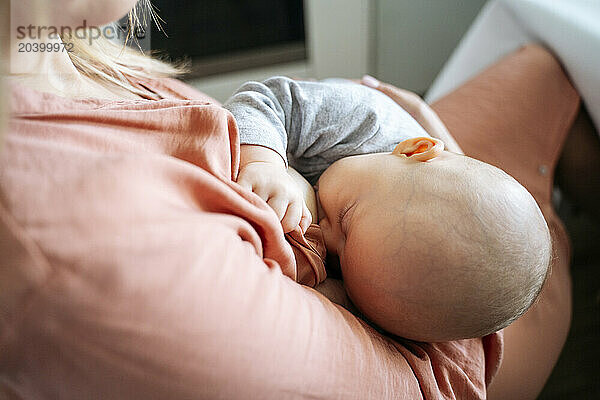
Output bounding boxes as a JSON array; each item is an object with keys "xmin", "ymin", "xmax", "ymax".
[{"xmin": 317, "ymin": 138, "xmax": 551, "ymax": 342}]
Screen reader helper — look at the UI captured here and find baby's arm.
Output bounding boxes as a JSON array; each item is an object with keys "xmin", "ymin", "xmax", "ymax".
[
  {"xmin": 225, "ymin": 76, "xmax": 428, "ymax": 184},
  {"xmin": 227, "ymin": 77, "xmax": 322, "ymax": 232},
  {"xmin": 227, "ymin": 76, "xmax": 382, "ymax": 232}
]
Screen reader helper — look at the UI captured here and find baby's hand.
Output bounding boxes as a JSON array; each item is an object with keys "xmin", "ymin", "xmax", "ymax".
[{"xmin": 238, "ymin": 145, "xmax": 312, "ymax": 233}]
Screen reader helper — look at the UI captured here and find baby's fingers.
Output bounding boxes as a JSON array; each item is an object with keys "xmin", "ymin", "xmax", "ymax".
[
  {"xmin": 299, "ymin": 202, "xmax": 312, "ymax": 234},
  {"xmin": 281, "ymin": 201, "xmax": 302, "ymax": 233},
  {"xmin": 237, "ymin": 174, "xmax": 269, "ymax": 201},
  {"xmin": 267, "ymin": 196, "xmax": 289, "ymax": 222},
  {"xmin": 236, "ymin": 174, "xmax": 254, "ymax": 192},
  {"xmin": 252, "ymin": 186, "xmax": 272, "ymax": 203}
]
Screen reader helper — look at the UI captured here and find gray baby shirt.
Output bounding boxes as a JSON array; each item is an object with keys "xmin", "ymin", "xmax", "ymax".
[{"xmin": 224, "ymin": 76, "xmax": 429, "ymax": 184}]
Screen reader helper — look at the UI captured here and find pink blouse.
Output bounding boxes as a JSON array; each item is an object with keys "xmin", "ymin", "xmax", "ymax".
[{"xmin": 0, "ymin": 77, "xmax": 501, "ymax": 399}]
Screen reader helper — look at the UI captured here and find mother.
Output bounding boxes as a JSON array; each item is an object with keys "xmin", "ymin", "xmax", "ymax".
[{"xmin": 0, "ymin": 1, "xmax": 575, "ymax": 399}]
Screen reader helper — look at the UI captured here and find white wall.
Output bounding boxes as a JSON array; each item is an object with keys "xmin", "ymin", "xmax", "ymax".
[
  {"xmin": 375, "ymin": 0, "xmax": 486, "ymax": 94},
  {"xmin": 305, "ymin": 0, "xmax": 374, "ymax": 79}
]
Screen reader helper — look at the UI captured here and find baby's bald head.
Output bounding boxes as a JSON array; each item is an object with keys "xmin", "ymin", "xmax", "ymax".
[{"xmin": 317, "ymin": 150, "xmax": 551, "ymax": 341}]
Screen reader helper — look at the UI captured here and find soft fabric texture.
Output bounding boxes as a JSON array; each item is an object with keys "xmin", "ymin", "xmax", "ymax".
[
  {"xmin": 224, "ymin": 76, "xmax": 429, "ymax": 184},
  {"xmin": 287, "ymin": 224, "xmax": 327, "ymax": 288},
  {"xmin": 0, "ymin": 75, "xmax": 501, "ymax": 399}
]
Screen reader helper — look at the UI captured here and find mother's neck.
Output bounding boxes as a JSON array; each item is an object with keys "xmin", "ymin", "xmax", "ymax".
[
  {"xmin": 9, "ymin": 28, "xmax": 85, "ymax": 90},
  {"xmin": 9, "ymin": 33, "xmax": 139, "ymax": 100}
]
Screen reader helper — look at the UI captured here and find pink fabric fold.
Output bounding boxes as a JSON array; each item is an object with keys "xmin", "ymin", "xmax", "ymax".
[{"xmin": 0, "ymin": 76, "xmax": 502, "ymax": 399}]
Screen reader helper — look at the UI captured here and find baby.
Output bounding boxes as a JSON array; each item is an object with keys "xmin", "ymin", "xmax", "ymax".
[{"xmin": 224, "ymin": 76, "xmax": 551, "ymax": 342}]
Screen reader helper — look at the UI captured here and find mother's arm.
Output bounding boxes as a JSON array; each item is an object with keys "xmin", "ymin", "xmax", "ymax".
[{"xmin": 0, "ymin": 159, "xmax": 428, "ymax": 399}]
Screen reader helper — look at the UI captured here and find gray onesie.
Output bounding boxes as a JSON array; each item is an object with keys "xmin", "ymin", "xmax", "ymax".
[{"xmin": 223, "ymin": 76, "xmax": 429, "ymax": 184}]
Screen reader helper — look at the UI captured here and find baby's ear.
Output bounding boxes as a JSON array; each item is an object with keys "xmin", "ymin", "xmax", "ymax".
[{"xmin": 392, "ymin": 137, "xmax": 444, "ymax": 161}]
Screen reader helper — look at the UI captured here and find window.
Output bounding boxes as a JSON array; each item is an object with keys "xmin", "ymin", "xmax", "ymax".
[{"xmin": 148, "ymin": 0, "xmax": 306, "ymax": 77}]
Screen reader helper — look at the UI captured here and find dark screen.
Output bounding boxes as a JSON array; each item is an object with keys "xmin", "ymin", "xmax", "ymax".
[{"xmin": 149, "ymin": 0, "xmax": 305, "ymax": 61}]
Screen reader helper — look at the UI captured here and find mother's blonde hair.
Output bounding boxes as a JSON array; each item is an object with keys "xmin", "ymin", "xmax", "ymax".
[{"xmin": 62, "ymin": 0, "xmax": 186, "ymax": 98}]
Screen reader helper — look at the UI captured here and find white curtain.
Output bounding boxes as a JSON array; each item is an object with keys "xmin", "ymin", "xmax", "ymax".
[{"xmin": 426, "ymin": 0, "xmax": 600, "ymax": 136}]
